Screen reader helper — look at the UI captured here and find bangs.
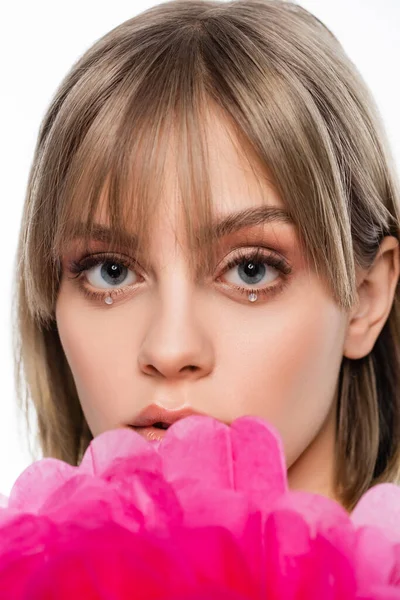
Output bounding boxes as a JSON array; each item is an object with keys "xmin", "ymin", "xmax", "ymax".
[
  {"xmin": 51, "ymin": 37, "xmax": 217, "ymax": 275},
  {"xmin": 26, "ymin": 0, "xmax": 374, "ymax": 323}
]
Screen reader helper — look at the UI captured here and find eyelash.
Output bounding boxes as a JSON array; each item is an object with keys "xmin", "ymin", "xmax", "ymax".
[{"xmin": 66, "ymin": 248, "xmax": 292, "ymax": 304}]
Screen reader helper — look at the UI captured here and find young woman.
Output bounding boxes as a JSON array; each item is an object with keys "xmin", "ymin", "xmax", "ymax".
[{"xmin": 12, "ymin": 0, "xmax": 400, "ymax": 512}]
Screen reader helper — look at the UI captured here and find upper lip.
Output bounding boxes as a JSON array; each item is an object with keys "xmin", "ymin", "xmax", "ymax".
[{"xmin": 130, "ymin": 403, "xmax": 204, "ymax": 428}]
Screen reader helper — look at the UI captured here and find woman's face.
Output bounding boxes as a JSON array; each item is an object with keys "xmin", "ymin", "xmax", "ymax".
[{"xmin": 56, "ymin": 111, "xmax": 350, "ymax": 500}]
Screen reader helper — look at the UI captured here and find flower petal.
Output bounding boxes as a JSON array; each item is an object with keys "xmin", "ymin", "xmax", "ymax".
[
  {"xmin": 271, "ymin": 490, "xmax": 351, "ymax": 534},
  {"xmin": 159, "ymin": 414, "xmax": 288, "ymax": 509},
  {"xmin": 354, "ymin": 526, "xmax": 396, "ymax": 590},
  {"xmin": 79, "ymin": 426, "xmax": 161, "ymax": 476},
  {"xmin": 264, "ymin": 509, "xmax": 357, "ymax": 599},
  {"xmin": 352, "ymin": 484, "xmax": 400, "ymax": 544},
  {"xmin": 230, "ymin": 416, "xmax": 287, "ymax": 505},
  {"xmin": 8, "ymin": 458, "xmax": 77, "ymax": 512},
  {"xmin": 160, "ymin": 415, "xmax": 237, "ymax": 489}
]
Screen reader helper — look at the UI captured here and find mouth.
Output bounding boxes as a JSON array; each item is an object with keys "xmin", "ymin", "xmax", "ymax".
[
  {"xmin": 128, "ymin": 404, "xmax": 205, "ymax": 443},
  {"xmin": 129, "ymin": 422, "xmax": 170, "ymax": 442}
]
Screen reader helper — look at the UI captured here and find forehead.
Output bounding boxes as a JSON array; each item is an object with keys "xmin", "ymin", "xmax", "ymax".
[
  {"xmin": 174, "ymin": 102, "xmax": 284, "ymax": 218},
  {"xmin": 94, "ymin": 101, "xmax": 287, "ymax": 230},
  {"xmin": 59, "ymin": 99, "xmax": 295, "ymax": 265}
]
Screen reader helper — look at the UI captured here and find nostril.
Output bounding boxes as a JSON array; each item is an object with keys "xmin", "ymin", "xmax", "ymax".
[{"xmin": 153, "ymin": 422, "xmax": 170, "ymax": 429}]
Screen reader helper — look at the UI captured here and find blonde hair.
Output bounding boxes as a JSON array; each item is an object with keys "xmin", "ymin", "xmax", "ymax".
[{"xmin": 12, "ymin": 0, "xmax": 400, "ymax": 511}]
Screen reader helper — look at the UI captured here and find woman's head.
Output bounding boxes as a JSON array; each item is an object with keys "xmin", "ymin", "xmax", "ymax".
[{"xmin": 13, "ymin": 0, "xmax": 400, "ymax": 511}]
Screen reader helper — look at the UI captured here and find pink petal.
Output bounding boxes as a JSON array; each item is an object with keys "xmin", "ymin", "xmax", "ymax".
[
  {"xmin": 159, "ymin": 415, "xmax": 287, "ymax": 508},
  {"xmin": 230, "ymin": 416, "xmax": 287, "ymax": 505},
  {"xmin": 160, "ymin": 416, "xmax": 239, "ymax": 489},
  {"xmin": 264, "ymin": 509, "xmax": 357, "ymax": 599},
  {"xmin": 389, "ymin": 544, "xmax": 400, "ymax": 585},
  {"xmin": 176, "ymin": 484, "xmax": 255, "ymax": 531},
  {"xmin": 352, "ymin": 484, "xmax": 400, "ymax": 544},
  {"xmin": 264, "ymin": 509, "xmax": 314, "ymax": 598},
  {"xmin": 104, "ymin": 468, "xmax": 184, "ymax": 534},
  {"xmin": 8, "ymin": 458, "xmax": 77, "ymax": 512},
  {"xmin": 354, "ymin": 526, "xmax": 396, "ymax": 590},
  {"xmin": 27, "ymin": 524, "xmax": 197, "ymax": 599},
  {"xmin": 0, "ymin": 513, "xmax": 57, "ymax": 596},
  {"xmin": 79, "ymin": 426, "xmax": 161, "ymax": 476},
  {"xmin": 357, "ymin": 588, "xmax": 400, "ymax": 599},
  {"xmin": 40, "ymin": 474, "xmax": 143, "ymax": 529},
  {"xmin": 271, "ymin": 490, "xmax": 351, "ymax": 535},
  {"xmin": 171, "ymin": 525, "xmax": 260, "ymax": 598}
]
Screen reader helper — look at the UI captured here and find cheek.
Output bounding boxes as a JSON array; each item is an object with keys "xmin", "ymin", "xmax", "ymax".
[
  {"xmin": 213, "ymin": 293, "xmax": 346, "ymax": 464},
  {"xmin": 55, "ymin": 273, "xmax": 347, "ymax": 457},
  {"xmin": 55, "ymin": 284, "xmax": 135, "ymax": 434}
]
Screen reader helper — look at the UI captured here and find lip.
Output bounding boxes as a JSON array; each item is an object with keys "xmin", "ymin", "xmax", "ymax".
[
  {"xmin": 130, "ymin": 403, "xmax": 204, "ymax": 428},
  {"xmin": 130, "ymin": 425, "xmax": 168, "ymax": 443}
]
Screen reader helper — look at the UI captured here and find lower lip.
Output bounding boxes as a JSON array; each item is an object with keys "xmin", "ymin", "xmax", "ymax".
[{"xmin": 130, "ymin": 426, "xmax": 168, "ymax": 442}]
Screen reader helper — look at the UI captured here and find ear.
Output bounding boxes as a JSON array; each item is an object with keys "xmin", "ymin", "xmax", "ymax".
[{"xmin": 343, "ymin": 236, "xmax": 400, "ymax": 360}]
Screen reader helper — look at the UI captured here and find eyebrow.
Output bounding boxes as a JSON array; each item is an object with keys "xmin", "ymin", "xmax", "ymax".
[
  {"xmin": 205, "ymin": 205, "xmax": 293, "ymax": 238},
  {"xmin": 67, "ymin": 205, "xmax": 293, "ymax": 247}
]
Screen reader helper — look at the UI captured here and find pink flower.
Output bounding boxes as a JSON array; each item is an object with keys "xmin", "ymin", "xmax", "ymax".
[
  {"xmin": 0, "ymin": 415, "xmax": 399, "ymax": 598},
  {"xmin": 0, "ymin": 516, "xmax": 259, "ymax": 599},
  {"xmin": 5, "ymin": 416, "xmax": 288, "ymax": 538}
]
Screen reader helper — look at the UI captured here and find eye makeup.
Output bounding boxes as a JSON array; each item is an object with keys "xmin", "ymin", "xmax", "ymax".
[{"xmin": 65, "ymin": 242, "xmax": 293, "ymax": 306}]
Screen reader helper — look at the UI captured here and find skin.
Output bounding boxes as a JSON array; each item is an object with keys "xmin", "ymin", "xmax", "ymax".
[{"xmin": 56, "ymin": 106, "xmax": 399, "ymax": 506}]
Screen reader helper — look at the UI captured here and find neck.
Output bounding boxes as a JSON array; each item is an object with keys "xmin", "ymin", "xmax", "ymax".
[{"xmin": 286, "ymin": 398, "xmax": 341, "ymax": 506}]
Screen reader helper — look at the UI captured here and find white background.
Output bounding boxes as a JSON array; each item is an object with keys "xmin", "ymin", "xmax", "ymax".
[{"xmin": 0, "ymin": 0, "xmax": 399, "ymax": 496}]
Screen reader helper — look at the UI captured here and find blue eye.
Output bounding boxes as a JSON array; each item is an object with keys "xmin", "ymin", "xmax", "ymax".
[
  {"xmin": 231, "ymin": 259, "xmax": 268, "ymax": 285},
  {"xmin": 222, "ymin": 248, "xmax": 290, "ymax": 284},
  {"xmin": 218, "ymin": 247, "xmax": 292, "ymax": 301},
  {"xmin": 66, "ymin": 247, "xmax": 292, "ymax": 304},
  {"xmin": 66, "ymin": 252, "xmax": 142, "ymax": 302},
  {"xmin": 87, "ymin": 261, "xmax": 137, "ymax": 288}
]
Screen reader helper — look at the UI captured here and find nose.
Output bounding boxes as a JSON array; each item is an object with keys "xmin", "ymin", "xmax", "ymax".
[{"xmin": 137, "ymin": 281, "xmax": 215, "ymax": 381}]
